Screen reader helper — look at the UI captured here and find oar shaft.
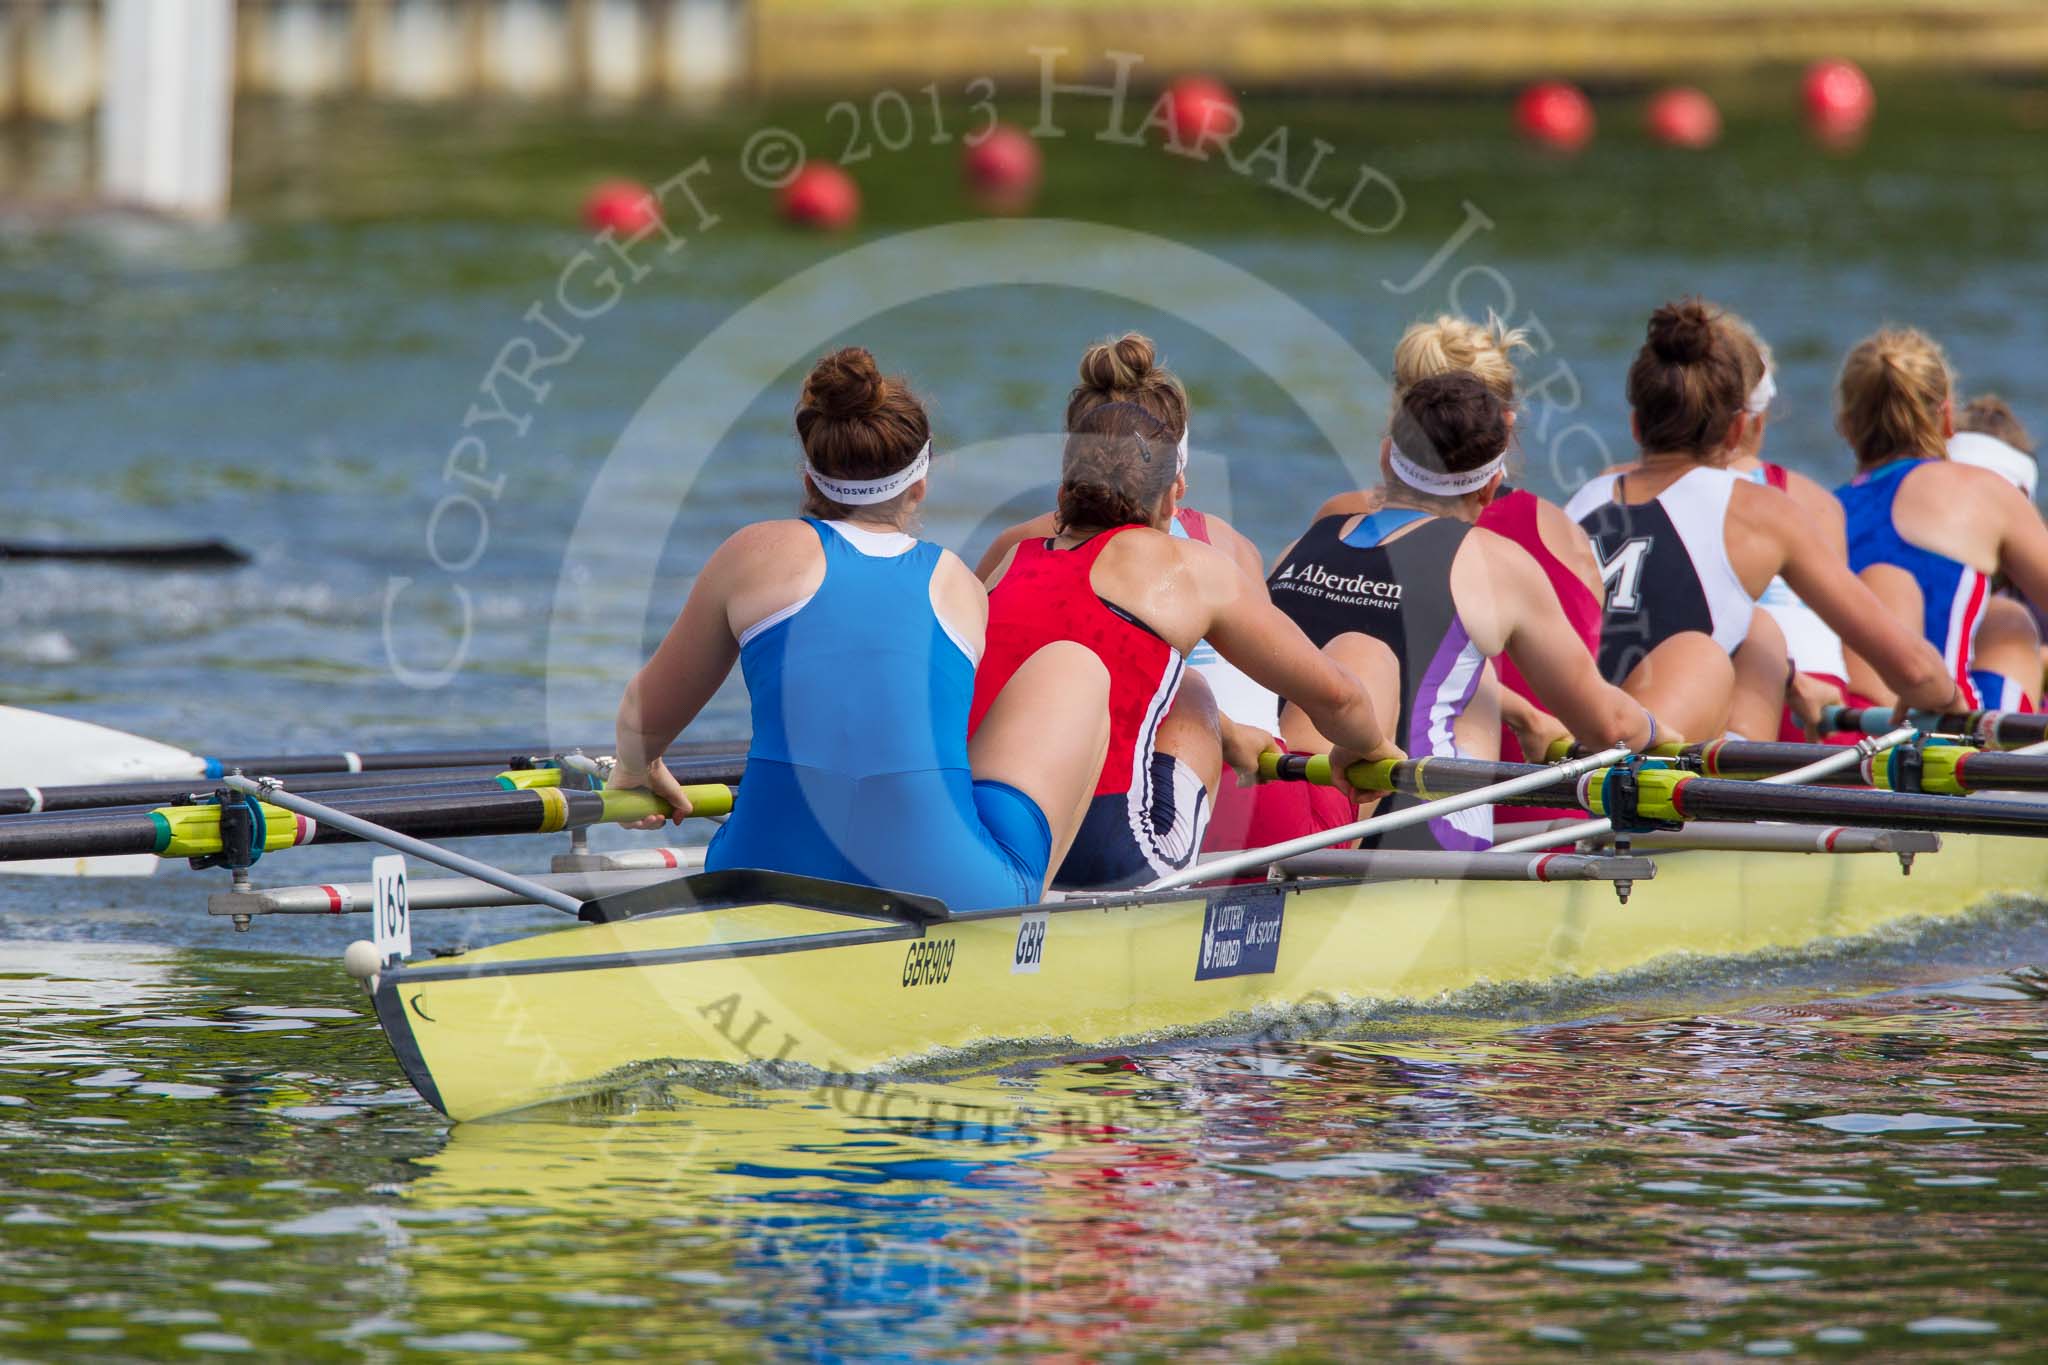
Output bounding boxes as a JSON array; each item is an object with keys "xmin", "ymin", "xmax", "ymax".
[
  {"xmin": 1693, "ymin": 735, "xmax": 2048, "ymax": 794},
  {"xmin": 0, "ymin": 537, "xmax": 248, "ymax": 567},
  {"xmin": 1398, "ymin": 755, "xmax": 2048, "ymax": 839},
  {"xmin": 224, "ymin": 777, "xmax": 587, "ymax": 916},
  {"xmin": 0, "ymin": 752, "xmax": 748, "ymax": 815},
  {"xmin": 194, "ymin": 737, "xmax": 743, "ymax": 778},
  {"xmin": 1153, "ymin": 747, "xmax": 1631, "ymax": 889},
  {"xmin": 1824, "ymin": 704, "xmax": 2048, "ymax": 749},
  {"xmin": 1494, "ymin": 727, "xmax": 1915, "ymax": 855},
  {"xmin": 0, "ymin": 783, "xmax": 733, "ymax": 864}
]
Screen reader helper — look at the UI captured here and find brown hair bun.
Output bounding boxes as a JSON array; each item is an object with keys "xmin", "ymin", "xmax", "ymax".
[
  {"xmin": 794, "ymin": 346, "xmax": 931, "ymax": 519},
  {"xmin": 803, "ymin": 346, "xmax": 886, "ymax": 421},
  {"xmin": 1626, "ymin": 296, "xmax": 1747, "ymax": 457},
  {"xmin": 1066, "ymin": 332, "xmax": 1189, "ymax": 439}
]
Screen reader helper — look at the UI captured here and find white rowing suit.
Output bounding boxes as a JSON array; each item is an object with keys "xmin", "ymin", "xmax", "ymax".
[
  {"xmin": 1169, "ymin": 511, "xmax": 1282, "ymax": 729},
  {"xmin": 1565, "ymin": 466, "xmax": 1757, "ymax": 684},
  {"xmin": 1740, "ymin": 466, "xmax": 1848, "ymax": 681}
]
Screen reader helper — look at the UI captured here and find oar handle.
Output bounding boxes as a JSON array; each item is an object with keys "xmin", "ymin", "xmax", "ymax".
[
  {"xmin": 598, "ymin": 784, "xmax": 734, "ymax": 823},
  {"xmin": 1254, "ymin": 750, "xmax": 1401, "ymax": 792}
]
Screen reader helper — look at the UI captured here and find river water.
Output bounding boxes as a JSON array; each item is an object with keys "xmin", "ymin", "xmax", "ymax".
[{"xmin": 4, "ymin": 85, "xmax": 2048, "ymax": 1358}]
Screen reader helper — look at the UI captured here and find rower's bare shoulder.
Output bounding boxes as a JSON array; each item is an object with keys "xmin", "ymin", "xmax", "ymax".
[
  {"xmin": 1314, "ymin": 489, "xmax": 1378, "ymax": 521},
  {"xmin": 929, "ymin": 548, "xmax": 990, "ymax": 627},
  {"xmin": 710, "ymin": 519, "xmax": 819, "ymax": 571},
  {"xmin": 1466, "ymin": 524, "xmax": 1543, "ymax": 573},
  {"xmin": 1782, "ymin": 468, "xmax": 1845, "ymax": 523},
  {"xmin": 1198, "ymin": 511, "xmax": 1268, "ymax": 579},
  {"xmin": 1531, "ymin": 496, "xmax": 1604, "ymax": 590}
]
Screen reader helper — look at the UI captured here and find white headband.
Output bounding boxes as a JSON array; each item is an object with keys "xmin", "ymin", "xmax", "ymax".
[
  {"xmin": 1746, "ymin": 366, "xmax": 1776, "ymax": 416},
  {"xmin": 1176, "ymin": 424, "xmax": 1189, "ymax": 476},
  {"xmin": 1389, "ymin": 440, "xmax": 1505, "ymax": 496},
  {"xmin": 804, "ymin": 440, "xmax": 930, "ymax": 505}
]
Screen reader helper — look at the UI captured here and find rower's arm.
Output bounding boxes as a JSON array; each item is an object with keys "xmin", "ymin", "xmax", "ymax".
[
  {"xmin": 1783, "ymin": 468, "xmax": 1849, "ymax": 563},
  {"xmin": 1992, "ymin": 482, "xmax": 2048, "ymax": 611},
  {"xmin": 1196, "ymin": 547, "xmax": 1398, "ymax": 761},
  {"xmin": 1776, "ymin": 526, "xmax": 1959, "ymax": 712},
  {"xmin": 1203, "ymin": 512, "xmax": 1271, "ymax": 584},
  {"xmin": 615, "ymin": 530, "xmax": 754, "ymax": 778},
  {"xmin": 972, "ymin": 512, "xmax": 1057, "ymax": 581}
]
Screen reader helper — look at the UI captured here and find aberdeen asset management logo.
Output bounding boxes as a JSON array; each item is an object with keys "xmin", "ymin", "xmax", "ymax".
[{"xmin": 1272, "ymin": 561, "xmax": 1404, "ymax": 609}]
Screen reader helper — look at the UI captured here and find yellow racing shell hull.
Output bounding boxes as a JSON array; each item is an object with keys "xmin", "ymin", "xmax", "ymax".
[{"xmin": 371, "ymin": 832, "xmax": 2048, "ymax": 1122}]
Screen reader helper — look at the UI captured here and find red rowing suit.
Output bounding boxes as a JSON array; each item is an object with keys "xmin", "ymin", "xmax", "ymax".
[
  {"xmin": 969, "ymin": 524, "xmax": 1209, "ymax": 890},
  {"xmin": 1479, "ymin": 489, "xmax": 1604, "ymax": 762}
]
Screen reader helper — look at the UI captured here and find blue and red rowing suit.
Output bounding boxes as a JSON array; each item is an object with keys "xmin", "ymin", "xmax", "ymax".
[
  {"xmin": 1836, "ymin": 457, "xmax": 2011, "ymax": 711},
  {"xmin": 707, "ymin": 519, "xmax": 1051, "ymax": 911}
]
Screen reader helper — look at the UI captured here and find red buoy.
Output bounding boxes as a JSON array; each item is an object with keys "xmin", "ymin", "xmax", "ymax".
[
  {"xmin": 1645, "ymin": 86, "xmax": 1721, "ymax": 149},
  {"xmin": 963, "ymin": 123, "xmax": 1043, "ymax": 214},
  {"xmin": 1165, "ymin": 75, "xmax": 1239, "ymax": 148},
  {"xmin": 779, "ymin": 163, "xmax": 860, "ymax": 231},
  {"xmin": 1515, "ymin": 81, "xmax": 1595, "ymax": 153},
  {"xmin": 581, "ymin": 179, "xmax": 659, "ymax": 235},
  {"xmin": 1803, "ymin": 59, "xmax": 1875, "ymax": 147}
]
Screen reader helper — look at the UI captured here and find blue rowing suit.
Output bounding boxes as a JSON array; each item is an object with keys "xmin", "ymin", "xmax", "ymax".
[
  {"xmin": 1836, "ymin": 457, "xmax": 1999, "ymax": 710},
  {"xmin": 706, "ymin": 519, "xmax": 1051, "ymax": 911}
]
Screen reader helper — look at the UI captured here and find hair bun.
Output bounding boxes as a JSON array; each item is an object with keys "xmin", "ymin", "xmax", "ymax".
[
  {"xmin": 1646, "ymin": 298, "xmax": 1718, "ymax": 365},
  {"xmin": 1077, "ymin": 332, "xmax": 1160, "ymax": 394},
  {"xmin": 805, "ymin": 346, "xmax": 886, "ymax": 420}
]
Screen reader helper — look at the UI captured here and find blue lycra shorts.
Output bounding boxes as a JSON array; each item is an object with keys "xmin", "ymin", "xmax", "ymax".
[{"xmin": 969, "ymin": 778, "xmax": 1053, "ymax": 907}]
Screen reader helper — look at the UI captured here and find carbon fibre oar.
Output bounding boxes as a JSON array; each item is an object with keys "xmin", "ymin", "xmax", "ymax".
[
  {"xmin": 0, "ymin": 782, "xmax": 734, "ymax": 864},
  {"xmin": 1158, "ymin": 747, "xmax": 1635, "ymax": 889},
  {"xmin": 1295, "ymin": 753, "xmax": 2048, "ymax": 840},
  {"xmin": 1824, "ymin": 704, "xmax": 2048, "ymax": 750},
  {"xmin": 0, "ymin": 750, "xmax": 748, "ymax": 815},
  {"xmin": 1683, "ymin": 737, "xmax": 2048, "ymax": 795},
  {"xmin": 1491, "ymin": 727, "xmax": 1915, "ymax": 854},
  {"xmin": 184, "ymin": 736, "xmax": 746, "ymax": 779},
  {"xmin": 0, "ymin": 538, "xmax": 249, "ymax": 568}
]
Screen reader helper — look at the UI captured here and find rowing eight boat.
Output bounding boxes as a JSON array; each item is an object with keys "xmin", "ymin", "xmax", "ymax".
[
  {"xmin": 366, "ymin": 827, "xmax": 2046, "ymax": 1121},
  {"xmin": 10, "ymin": 709, "xmax": 2048, "ymax": 1123}
]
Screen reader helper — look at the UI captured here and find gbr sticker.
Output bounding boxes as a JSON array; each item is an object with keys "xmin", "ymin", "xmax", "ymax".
[{"xmin": 1010, "ymin": 911, "xmax": 1048, "ymax": 974}]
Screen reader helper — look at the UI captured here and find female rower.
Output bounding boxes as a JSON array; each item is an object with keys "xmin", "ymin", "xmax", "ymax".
[
  {"xmin": 609, "ymin": 347, "xmax": 1110, "ymax": 911},
  {"xmin": 1833, "ymin": 329, "xmax": 2048, "ymax": 712},
  {"xmin": 1564, "ymin": 300, "xmax": 1961, "ymax": 738},
  {"xmin": 1312, "ymin": 315, "xmax": 1604, "ymax": 765},
  {"xmin": 971, "ymin": 400, "xmax": 1402, "ymax": 891},
  {"xmin": 974, "ymin": 333, "xmax": 1275, "ymax": 727},
  {"xmin": 1715, "ymin": 312, "xmax": 1851, "ymax": 738},
  {"xmin": 1252, "ymin": 371, "xmax": 1660, "ymax": 853}
]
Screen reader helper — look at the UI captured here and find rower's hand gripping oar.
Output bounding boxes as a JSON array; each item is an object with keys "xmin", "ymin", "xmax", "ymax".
[
  {"xmin": 1489, "ymin": 725, "xmax": 1920, "ymax": 855},
  {"xmin": 1145, "ymin": 746, "xmax": 1634, "ymax": 891}
]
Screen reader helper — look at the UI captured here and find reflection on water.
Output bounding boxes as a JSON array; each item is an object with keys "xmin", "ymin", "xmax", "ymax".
[{"xmin": 2, "ymin": 932, "xmax": 2045, "ymax": 1359}]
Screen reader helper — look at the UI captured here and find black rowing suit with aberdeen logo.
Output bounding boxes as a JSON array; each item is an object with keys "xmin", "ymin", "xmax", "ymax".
[{"xmin": 1267, "ymin": 510, "xmax": 1492, "ymax": 852}]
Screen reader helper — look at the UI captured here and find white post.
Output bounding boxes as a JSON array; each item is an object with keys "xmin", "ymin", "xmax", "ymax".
[
  {"xmin": 99, "ymin": 0, "xmax": 236, "ymax": 220},
  {"xmin": 665, "ymin": 0, "xmax": 743, "ymax": 104},
  {"xmin": 585, "ymin": 0, "xmax": 650, "ymax": 102}
]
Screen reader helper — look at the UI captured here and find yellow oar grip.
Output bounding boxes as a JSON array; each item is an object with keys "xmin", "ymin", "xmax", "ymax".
[
  {"xmin": 152, "ymin": 802, "xmax": 308, "ymax": 859},
  {"xmin": 599, "ymin": 784, "xmax": 734, "ymax": 824},
  {"xmin": 496, "ymin": 768, "xmax": 564, "ymax": 791},
  {"xmin": 1346, "ymin": 758, "xmax": 1401, "ymax": 793},
  {"xmin": 1581, "ymin": 766, "xmax": 1687, "ymax": 822},
  {"xmin": 1866, "ymin": 744, "xmax": 1968, "ymax": 796},
  {"xmin": 1257, "ymin": 751, "xmax": 1336, "ymax": 785}
]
